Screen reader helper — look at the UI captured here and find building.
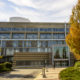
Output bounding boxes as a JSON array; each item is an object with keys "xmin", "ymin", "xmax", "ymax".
[
  {"xmin": 0, "ymin": 22, "xmax": 75, "ymax": 68},
  {"xmin": 9, "ymin": 17, "xmax": 30, "ymax": 22}
]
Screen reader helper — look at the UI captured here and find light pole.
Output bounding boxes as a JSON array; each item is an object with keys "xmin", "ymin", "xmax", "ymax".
[{"xmin": 42, "ymin": 60, "xmax": 46, "ymax": 78}]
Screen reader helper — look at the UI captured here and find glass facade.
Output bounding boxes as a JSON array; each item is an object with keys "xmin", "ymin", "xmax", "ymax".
[
  {"xmin": 0, "ymin": 23, "xmax": 70, "ymax": 67},
  {"xmin": 26, "ymin": 33, "xmax": 38, "ymax": 39},
  {"xmin": 40, "ymin": 33, "xmax": 52, "ymax": 39},
  {"xmin": 40, "ymin": 28, "xmax": 52, "ymax": 32},
  {"xmin": 0, "ymin": 28, "xmax": 11, "ymax": 31},
  {"xmin": 26, "ymin": 28, "xmax": 38, "ymax": 32},
  {"xmin": 53, "ymin": 28, "xmax": 65, "ymax": 32},
  {"xmin": 12, "ymin": 27, "xmax": 25, "ymax": 31},
  {"xmin": 53, "ymin": 33, "xmax": 65, "ymax": 39},
  {"xmin": 53, "ymin": 46, "xmax": 68, "ymax": 59},
  {"xmin": 0, "ymin": 34, "xmax": 10, "ymax": 39},
  {"xmin": 12, "ymin": 34, "xmax": 24, "ymax": 39},
  {"xmin": 0, "ymin": 27, "xmax": 67, "ymax": 55}
]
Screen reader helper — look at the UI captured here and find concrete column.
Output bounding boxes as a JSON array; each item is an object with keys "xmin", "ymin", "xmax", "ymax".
[{"xmin": 65, "ymin": 23, "xmax": 67, "ymax": 38}]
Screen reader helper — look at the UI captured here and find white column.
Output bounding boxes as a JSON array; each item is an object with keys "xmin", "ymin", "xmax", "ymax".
[{"xmin": 65, "ymin": 23, "xmax": 67, "ymax": 38}]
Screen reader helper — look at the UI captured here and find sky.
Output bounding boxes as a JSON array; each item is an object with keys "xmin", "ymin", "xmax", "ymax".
[{"xmin": 0, "ymin": 0, "xmax": 78, "ymax": 22}]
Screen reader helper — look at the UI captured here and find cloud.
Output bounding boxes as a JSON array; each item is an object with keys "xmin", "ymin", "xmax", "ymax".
[
  {"xmin": 8, "ymin": 0, "xmax": 36, "ymax": 8},
  {"xmin": 0, "ymin": 0, "xmax": 78, "ymax": 22},
  {"xmin": 0, "ymin": 1, "xmax": 6, "ymax": 8}
]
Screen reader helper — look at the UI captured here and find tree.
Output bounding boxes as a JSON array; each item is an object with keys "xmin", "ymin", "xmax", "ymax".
[
  {"xmin": 54, "ymin": 49, "xmax": 60, "ymax": 59},
  {"xmin": 62, "ymin": 47, "xmax": 67, "ymax": 59},
  {"xmin": 66, "ymin": 0, "xmax": 80, "ymax": 60}
]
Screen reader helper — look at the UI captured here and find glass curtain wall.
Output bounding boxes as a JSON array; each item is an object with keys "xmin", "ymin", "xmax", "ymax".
[
  {"xmin": 0, "ymin": 34, "xmax": 10, "ymax": 39},
  {"xmin": 12, "ymin": 34, "xmax": 24, "ymax": 39}
]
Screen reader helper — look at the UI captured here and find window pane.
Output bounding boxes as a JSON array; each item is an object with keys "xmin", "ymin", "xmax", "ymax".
[
  {"xmin": 12, "ymin": 34, "xmax": 24, "ymax": 39},
  {"xmin": 40, "ymin": 28, "xmax": 52, "ymax": 32},
  {"xmin": 40, "ymin": 33, "xmax": 52, "ymax": 39},
  {"xmin": 26, "ymin": 33, "xmax": 38, "ymax": 39},
  {"xmin": 0, "ymin": 34, "xmax": 10, "ymax": 39},
  {"xmin": 12, "ymin": 28, "xmax": 25, "ymax": 31},
  {"xmin": 53, "ymin": 33, "xmax": 65, "ymax": 39},
  {"xmin": 53, "ymin": 28, "xmax": 65, "ymax": 32},
  {"xmin": 0, "ymin": 28, "xmax": 11, "ymax": 31},
  {"xmin": 26, "ymin": 28, "xmax": 38, "ymax": 32}
]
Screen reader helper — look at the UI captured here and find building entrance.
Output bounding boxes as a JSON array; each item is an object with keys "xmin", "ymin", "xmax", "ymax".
[
  {"xmin": 54, "ymin": 61, "xmax": 69, "ymax": 67},
  {"xmin": 52, "ymin": 45, "xmax": 70, "ymax": 67}
]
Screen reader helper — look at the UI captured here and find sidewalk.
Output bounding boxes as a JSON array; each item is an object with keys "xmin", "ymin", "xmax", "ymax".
[{"xmin": 34, "ymin": 68, "xmax": 65, "ymax": 80}]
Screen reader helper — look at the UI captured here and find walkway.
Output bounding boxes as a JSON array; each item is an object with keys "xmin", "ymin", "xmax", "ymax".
[
  {"xmin": 0, "ymin": 69, "xmax": 41, "ymax": 80},
  {"xmin": 34, "ymin": 68, "xmax": 65, "ymax": 80}
]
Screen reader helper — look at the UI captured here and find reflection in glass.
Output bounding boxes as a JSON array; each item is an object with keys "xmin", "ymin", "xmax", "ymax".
[
  {"xmin": 53, "ymin": 33, "xmax": 65, "ymax": 39},
  {"xmin": 26, "ymin": 33, "xmax": 38, "ymax": 39},
  {"xmin": 53, "ymin": 46, "xmax": 68, "ymax": 59},
  {"xmin": 0, "ymin": 28, "xmax": 11, "ymax": 31},
  {"xmin": 40, "ymin": 33, "xmax": 52, "ymax": 39},
  {"xmin": 0, "ymin": 34, "xmax": 10, "ymax": 39},
  {"xmin": 12, "ymin": 34, "xmax": 24, "ymax": 39}
]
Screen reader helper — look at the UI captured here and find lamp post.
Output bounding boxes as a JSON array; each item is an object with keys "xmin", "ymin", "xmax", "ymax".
[{"xmin": 42, "ymin": 60, "xmax": 46, "ymax": 78}]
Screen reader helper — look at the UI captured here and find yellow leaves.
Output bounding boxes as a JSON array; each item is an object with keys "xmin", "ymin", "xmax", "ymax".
[
  {"xmin": 70, "ymin": 26, "xmax": 80, "ymax": 38},
  {"xmin": 74, "ymin": 53, "xmax": 80, "ymax": 60},
  {"xmin": 66, "ymin": 0, "xmax": 80, "ymax": 59},
  {"xmin": 0, "ymin": 56, "xmax": 3, "ymax": 59}
]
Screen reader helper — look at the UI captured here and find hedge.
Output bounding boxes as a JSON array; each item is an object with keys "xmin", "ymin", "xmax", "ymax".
[
  {"xmin": 0, "ymin": 62, "xmax": 12, "ymax": 72},
  {"xmin": 74, "ymin": 61, "xmax": 80, "ymax": 68},
  {"xmin": 59, "ymin": 67, "xmax": 80, "ymax": 80}
]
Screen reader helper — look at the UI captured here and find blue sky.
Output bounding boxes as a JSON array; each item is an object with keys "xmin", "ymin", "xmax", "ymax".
[{"xmin": 0, "ymin": 0, "xmax": 78, "ymax": 22}]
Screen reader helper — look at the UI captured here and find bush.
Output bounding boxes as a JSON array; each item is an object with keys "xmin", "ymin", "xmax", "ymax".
[
  {"xmin": 4, "ymin": 62, "xmax": 12, "ymax": 69},
  {"xmin": 74, "ymin": 61, "xmax": 80, "ymax": 67},
  {"xmin": 0, "ymin": 62, "xmax": 12, "ymax": 73},
  {"xmin": 0, "ymin": 64, "xmax": 4, "ymax": 72},
  {"xmin": 59, "ymin": 67, "xmax": 80, "ymax": 80}
]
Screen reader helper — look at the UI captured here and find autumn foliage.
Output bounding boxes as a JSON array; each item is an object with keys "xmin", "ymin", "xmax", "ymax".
[{"xmin": 66, "ymin": 0, "xmax": 80, "ymax": 60}]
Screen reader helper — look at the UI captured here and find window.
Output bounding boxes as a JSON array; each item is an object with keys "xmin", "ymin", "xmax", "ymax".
[
  {"xmin": 12, "ymin": 34, "xmax": 24, "ymax": 39},
  {"xmin": 53, "ymin": 46, "xmax": 69, "ymax": 59},
  {"xmin": 29, "ymin": 48, "xmax": 38, "ymax": 52},
  {"xmin": 40, "ymin": 41, "xmax": 48, "ymax": 47},
  {"xmin": 66, "ymin": 28, "xmax": 69, "ymax": 32},
  {"xmin": 12, "ymin": 27, "xmax": 25, "ymax": 31},
  {"xmin": 26, "ymin": 33, "xmax": 38, "ymax": 39},
  {"xmin": 26, "ymin": 28, "xmax": 38, "ymax": 32},
  {"xmin": 6, "ymin": 48, "xmax": 14, "ymax": 56},
  {"xmin": 0, "ymin": 34, "xmax": 10, "ymax": 39},
  {"xmin": 6, "ymin": 41, "xmax": 13, "ymax": 47},
  {"xmin": 40, "ymin": 28, "xmax": 52, "ymax": 32},
  {"xmin": 0, "ymin": 28, "xmax": 11, "ymax": 31},
  {"xmin": 2, "ymin": 41, "xmax": 6, "ymax": 47},
  {"xmin": 53, "ymin": 33, "xmax": 65, "ymax": 39},
  {"xmin": 13, "ymin": 41, "xmax": 18, "ymax": 47},
  {"xmin": 25, "ymin": 41, "xmax": 31, "ymax": 47},
  {"xmin": 40, "ymin": 33, "xmax": 52, "ymax": 39},
  {"xmin": 59, "ymin": 34, "xmax": 65, "ymax": 39},
  {"xmin": 53, "ymin": 28, "xmax": 65, "ymax": 32},
  {"xmin": 38, "ymin": 48, "xmax": 51, "ymax": 52},
  {"xmin": 18, "ymin": 41, "xmax": 24, "ymax": 47}
]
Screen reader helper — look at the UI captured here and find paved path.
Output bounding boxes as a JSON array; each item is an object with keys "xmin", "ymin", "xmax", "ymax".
[
  {"xmin": 0, "ymin": 69, "xmax": 41, "ymax": 80},
  {"xmin": 34, "ymin": 68, "xmax": 65, "ymax": 80}
]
